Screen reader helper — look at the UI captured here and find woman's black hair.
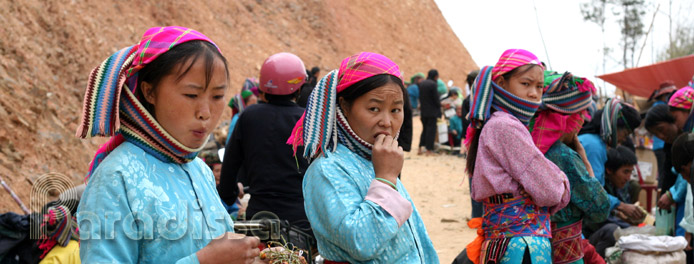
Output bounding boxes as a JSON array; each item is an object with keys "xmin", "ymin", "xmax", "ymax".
[
  {"xmin": 337, "ymin": 74, "xmax": 405, "ymax": 108},
  {"xmin": 310, "ymin": 66, "xmax": 320, "ymax": 75},
  {"xmin": 466, "ymin": 70, "xmax": 479, "ymax": 88},
  {"xmin": 135, "ymin": 40, "xmax": 229, "ymax": 115},
  {"xmin": 579, "ymin": 102, "xmax": 642, "ymax": 136},
  {"xmin": 644, "ymin": 104, "xmax": 676, "ymax": 129},
  {"xmin": 618, "ymin": 103, "xmax": 642, "ymax": 131},
  {"xmin": 670, "ymin": 105, "xmax": 690, "ymax": 113},
  {"xmin": 605, "ymin": 145, "xmax": 638, "ymax": 173},
  {"xmin": 672, "ymin": 132, "xmax": 694, "ymax": 170},
  {"xmin": 264, "ymin": 90, "xmax": 301, "ymax": 103},
  {"xmin": 427, "ymin": 69, "xmax": 439, "ymax": 80},
  {"xmin": 465, "ymin": 64, "xmax": 542, "ymax": 176}
]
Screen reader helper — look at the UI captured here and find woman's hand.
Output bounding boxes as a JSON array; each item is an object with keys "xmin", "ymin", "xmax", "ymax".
[
  {"xmin": 372, "ymin": 134, "xmax": 404, "ymax": 185},
  {"xmin": 237, "ymin": 182, "xmax": 245, "ymax": 199},
  {"xmin": 197, "ymin": 233, "xmax": 260, "ymax": 264},
  {"xmin": 657, "ymin": 192, "xmax": 675, "ymax": 209}
]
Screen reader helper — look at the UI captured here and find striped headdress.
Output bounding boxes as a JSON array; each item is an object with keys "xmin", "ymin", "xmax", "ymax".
[
  {"xmin": 530, "ymin": 72, "xmax": 596, "ymax": 153},
  {"xmin": 465, "ymin": 49, "xmax": 544, "ymax": 147},
  {"xmin": 287, "ymin": 52, "xmax": 403, "ymax": 160},
  {"xmin": 75, "ymin": 26, "xmax": 221, "ymax": 181},
  {"xmin": 541, "ymin": 72, "xmax": 596, "ymax": 114},
  {"xmin": 601, "ymin": 98, "xmax": 624, "ymax": 148},
  {"xmin": 37, "ymin": 204, "xmax": 79, "ymax": 258}
]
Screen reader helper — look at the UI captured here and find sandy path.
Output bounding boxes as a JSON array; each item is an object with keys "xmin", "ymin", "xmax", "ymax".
[{"xmin": 400, "ymin": 116, "xmax": 477, "ymax": 263}]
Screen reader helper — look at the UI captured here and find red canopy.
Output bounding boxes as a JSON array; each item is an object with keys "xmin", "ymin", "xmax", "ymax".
[{"xmin": 597, "ymin": 55, "xmax": 694, "ymax": 98}]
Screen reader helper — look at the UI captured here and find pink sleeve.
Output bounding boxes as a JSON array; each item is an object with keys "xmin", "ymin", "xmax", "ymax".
[
  {"xmin": 365, "ymin": 180, "xmax": 413, "ymax": 227},
  {"xmin": 485, "ymin": 118, "xmax": 570, "ymax": 213}
]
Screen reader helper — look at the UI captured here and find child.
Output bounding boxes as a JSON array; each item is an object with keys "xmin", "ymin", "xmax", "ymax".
[
  {"xmin": 464, "ymin": 49, "xmax": 570, "ymax": 264},
  {"xmin": 76, "ymin": 26, "xmax": 260, "ymax": 263},
  {"xmin": 290, "ymin": 52, "xmax": 439, "ymax": 263},
  {"xmin": 530, "ymin": 72, "xmax": 609, "ymax": 263},
  {"xmin": 449, "ymin": 105, "xmax": 464, "ymax": 154}
]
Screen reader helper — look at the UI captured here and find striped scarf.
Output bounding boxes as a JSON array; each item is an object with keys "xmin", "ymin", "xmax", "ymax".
[
  {"xmin": 465, "ymin": 65, "xmax": 542, "ymax": 147},
  {"xmin": 541, "ymin": 72, "xmax": 595, "ymax": 114},
  {"xmin": 75, "ymin": 26, "xmax": 219, "ymax": 181},
  {"xmin": 601, "ymin": 98, "xmax": 623, "ymax": 148},
  {"xmin": 287, "ymin": 52, "xmax": 402, "ymax": 159},
  {"xmin": 37, "ymin": 205, "xmax": 79, "ymax": 258},
  {"xmin": 288, "ymin": 70, "xmax": 376, "ymax": 160}
]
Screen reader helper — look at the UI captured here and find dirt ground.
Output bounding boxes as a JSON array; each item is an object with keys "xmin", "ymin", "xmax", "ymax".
[{"xmin": 401, "ymin": 115, "xmax": 477, "ymax": 263}]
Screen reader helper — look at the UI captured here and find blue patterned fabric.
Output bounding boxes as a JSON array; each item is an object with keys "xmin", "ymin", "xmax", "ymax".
[
  {"xmin": 77, "ymin": 142, "xmax": 234, "ymax": 264},
  {"xmin": 545, "ymin": 142, "xmax": 610, "ymax": 225},
  {"xmin": 303, "ymin": 144, "xmax": 438, "ymax": 263},
  {"xmin": 498, "ymin": 237, "xmax": 552, "ymax": 264}
]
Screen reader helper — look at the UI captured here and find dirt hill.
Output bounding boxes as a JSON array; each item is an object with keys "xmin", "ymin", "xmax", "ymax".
[{"xmin": 0, "ymin": 0, "xmax": 477, "ymax": 213}]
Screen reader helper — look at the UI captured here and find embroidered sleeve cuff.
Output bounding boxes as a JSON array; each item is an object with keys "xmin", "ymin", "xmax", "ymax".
[{"xmin": 365, "ymin": 179, "xmax": 413, "ymax": 227}]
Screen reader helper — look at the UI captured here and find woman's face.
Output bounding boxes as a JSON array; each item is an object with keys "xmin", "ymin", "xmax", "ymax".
[
  {"xmin": 648, "ymin": 122, "xmax": 680, "ymax": 143},
  {"xmin": 341, "ymin": 82, "xmax": 404, "ymax": 145},
  {"xmin": 212, "ymin": 164, "xmax": 222, "ymax": 185},
  {"xmin": 680, "ymin": 162, "xmax": 692, "ymax": 185},
  {"xmin": 143, "ymin": 57, "xmax": 228, "ymax": 149},
  {"xmin": 496, "ymin": 65, "xmax": 544, "ymax": 103},
  {"xmin": 245, "ymin": 94, "xmax": 258, "ymax": 106},
  {"xmin": 672, "ymin": 109, "xmax": 689, "ymax": 131}
]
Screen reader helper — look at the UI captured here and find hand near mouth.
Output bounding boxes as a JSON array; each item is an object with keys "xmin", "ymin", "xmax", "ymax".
[{"xmin": 372, "ymin": 134, "xmax": 404, "ymax": 186}]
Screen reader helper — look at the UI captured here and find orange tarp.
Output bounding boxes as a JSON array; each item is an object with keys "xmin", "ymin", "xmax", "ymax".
[{"xmin": 597, "ymin": 55, "xmax": 694, "ymax": 98}]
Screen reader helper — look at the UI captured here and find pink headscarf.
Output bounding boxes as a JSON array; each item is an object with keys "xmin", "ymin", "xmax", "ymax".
[
  {"xmin": 668, "ymin": 86, "xmax": 694, "ymax": 110},
  {"xmin": 491, "ymin": 49, "xmax": 543, "ymax": 81},
  {"xmin": 287, "ymin": 52, "xmax": 402, "ymax": 158}
]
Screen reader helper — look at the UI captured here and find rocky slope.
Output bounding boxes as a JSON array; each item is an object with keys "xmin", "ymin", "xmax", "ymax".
[{"xmin": 0, "ymin": 0, "xmax": 476, "ymax": 212}]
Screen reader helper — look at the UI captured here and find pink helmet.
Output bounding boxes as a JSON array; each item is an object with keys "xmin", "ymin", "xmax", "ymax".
[{"xmin": 259, "ymin": 52, "xmax": 307, "ymax": 95}]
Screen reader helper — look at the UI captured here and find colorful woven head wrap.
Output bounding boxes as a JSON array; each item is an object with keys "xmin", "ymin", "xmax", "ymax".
[
  {"xmin": 37, "ymin": 204, "xmax": 79, "ymax": 258},
  {"xmin": 668, "ymin": 86, "xmax": 694, "ymax": 132},
  {"xmin": 243, "ymin": 77, "xmax": 259, "ymax": 91},
  {"xmin": 601, "ymin": 98, "xmax": 627, "ymax": 148},
  {"xmin": 530, "ymin": 72, "xmax": 596, "ymax": 153},
  {"xmin": 229, "ymin": 79, "xmax": 257, "ymax": 115},
  {"xmin": 464, "ymin": 49, "xmax": 544, "ymax": 147},
  {"xmin": 668, "ymin": 86, "xmax": 694, "ymax": 110},
  {"xmin": 287, "ymin": 52, "xmax": 403, "ymax": 160},
  {"xmin": 75, "ymin": 26, "xmax": 221, "ymax": 181},
  {"xmin": 491, "ymin": 49, "xmax": 543, "ymax": 81}
]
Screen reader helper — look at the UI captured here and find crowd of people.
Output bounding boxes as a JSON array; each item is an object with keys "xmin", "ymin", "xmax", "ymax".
[{"xmin": 10, "ymin": 25, "xmax": 688, "ymax": 263}]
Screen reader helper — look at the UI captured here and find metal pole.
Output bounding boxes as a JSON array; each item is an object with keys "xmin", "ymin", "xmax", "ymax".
[{"xmin": 0, "ymin": 175, "xmax": 31, "ymax": 214}]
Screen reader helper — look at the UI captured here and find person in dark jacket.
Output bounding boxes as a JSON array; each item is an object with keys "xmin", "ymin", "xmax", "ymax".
[
  {"xmin": 418, "ymin": 69, "xmax": 442, "ymax": 154},
  {"xmin": 219, "ymin": 52, "xmax": 311, "ymax": 231},
  {"xmin": 297, "ymin": 66, "xmax": 320, "ymax": 108}
]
